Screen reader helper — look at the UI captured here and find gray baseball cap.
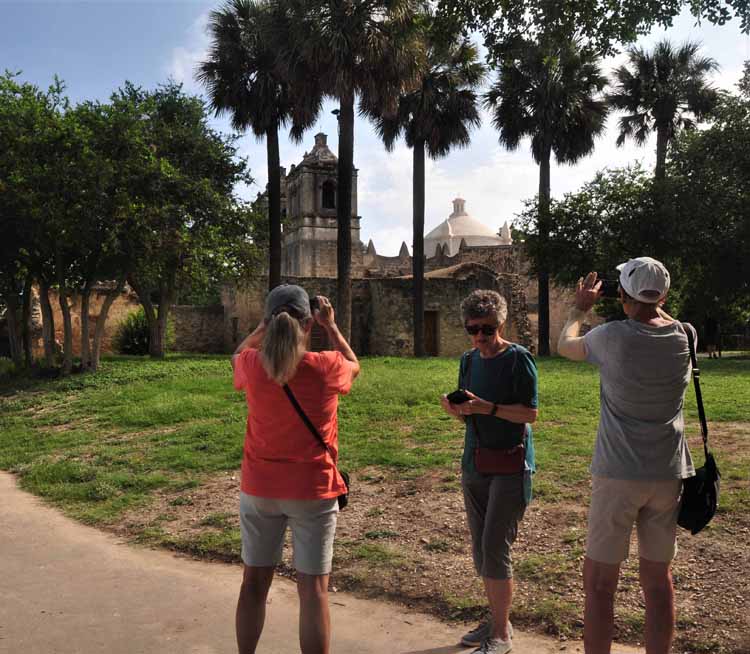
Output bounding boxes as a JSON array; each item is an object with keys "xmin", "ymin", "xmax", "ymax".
[{"xmin": 264, "ymin": 284, "xmax": 311, "ymax": 320}]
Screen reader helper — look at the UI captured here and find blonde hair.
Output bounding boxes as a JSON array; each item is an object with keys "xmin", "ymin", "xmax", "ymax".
[{"xmin": 260, "ymin": 311, "xmax": 307, "ymax": 385}]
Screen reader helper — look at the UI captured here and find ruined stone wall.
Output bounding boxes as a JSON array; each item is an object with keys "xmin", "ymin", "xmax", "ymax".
[
  {"xmin": 366, "ymin": 273, "xmax": 531, "ymax": 357},
  {"xmin": 172, "ymin": 305, "xmax": 225, "ymax": 353},
  {"xmin": 425, "ymin": 243, "xmax": 521, "ymax": 275}
]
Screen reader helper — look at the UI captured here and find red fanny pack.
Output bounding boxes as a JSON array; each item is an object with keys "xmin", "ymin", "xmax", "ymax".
[{"xmin": 474, "ymin": 443, "xmax": 525, "ymax": 475}]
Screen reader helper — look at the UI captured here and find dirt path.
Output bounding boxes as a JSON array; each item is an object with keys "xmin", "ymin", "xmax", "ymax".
[{"xmin": 0, "ymin": 472, "xmax": 643, "ymax": 654}]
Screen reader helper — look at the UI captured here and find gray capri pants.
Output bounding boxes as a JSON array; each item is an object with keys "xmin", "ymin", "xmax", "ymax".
[{"xmin": 462, "ymin": 473, "xmax": 526, "ymax": 579}]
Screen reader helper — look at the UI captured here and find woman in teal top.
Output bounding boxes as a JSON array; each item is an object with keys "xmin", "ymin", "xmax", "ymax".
[{"xmin": 441, "ymin": 289, "xmax": 538, "ymax": 654}]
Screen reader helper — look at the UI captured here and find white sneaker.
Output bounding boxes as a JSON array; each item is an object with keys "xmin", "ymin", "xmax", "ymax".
[
  {"xmin": 470, "ymin": 637, "xmax": 512, "ymax": 654},
  {"xmin": 461, "ymin": 621, "xmax": 513, "ymax": 647}
]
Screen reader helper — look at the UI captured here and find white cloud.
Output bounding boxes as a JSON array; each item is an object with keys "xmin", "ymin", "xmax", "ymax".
[{"xmin": 166, "ymin": 11, "xmax": 210, "ymax": 92}]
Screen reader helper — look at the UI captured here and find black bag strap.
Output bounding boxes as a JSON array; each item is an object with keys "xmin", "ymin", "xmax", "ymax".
[
  {"xmin": 282, "ymin": 383, "xmax": 338, "ymax": 465},
  {"xmin": 682, "ymin": 323, "xmax": 710, "ymax": 459}
]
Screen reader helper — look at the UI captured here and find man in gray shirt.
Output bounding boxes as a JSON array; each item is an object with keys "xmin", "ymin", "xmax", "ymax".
[{"xmin": 558, "ymin": 257, "xmax": 696, "ymax": 654}]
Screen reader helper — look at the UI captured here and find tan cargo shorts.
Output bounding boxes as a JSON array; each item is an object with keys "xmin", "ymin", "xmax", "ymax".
[{"xmin": 586, "ymin": 476, "xmax": 682, "ymax": 564}]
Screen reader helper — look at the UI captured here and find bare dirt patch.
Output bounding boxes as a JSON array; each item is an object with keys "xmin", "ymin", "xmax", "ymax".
[{"xmin": 113, "ymin": 460, "xmax": 749, "ymax": 654}]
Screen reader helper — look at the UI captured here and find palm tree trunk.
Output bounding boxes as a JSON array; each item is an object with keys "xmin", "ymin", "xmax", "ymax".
[
  {"xmin": 267, "ymin": 124, "xmax": 282, "ymax": 290},
  {"xmin": 336, "ymin": 92, "xmax": 355, "ymax": 341},
  {"xmin": 537, "ymin": 150, "xmax": 552, "ymax": 357},
  {"xmin": 412, "ymin": 139, "xmax": 426, "ymax": 357},
  {"xmin": 655, "ymin": 125, "xmax": 668, "ymax": 182}
]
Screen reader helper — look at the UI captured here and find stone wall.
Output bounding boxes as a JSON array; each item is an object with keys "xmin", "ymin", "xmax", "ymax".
[
  {"xmin": 223, "ymin": 268, "xmax": 531, "ymax": 358},
  {"xmin": 172, "ymin": 305, "xmax": 225, "ymax": 353}
]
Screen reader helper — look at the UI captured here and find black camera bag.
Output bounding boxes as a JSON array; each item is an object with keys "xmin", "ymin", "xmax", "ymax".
[{"xmin": 678, "ymin": 324, "xmax": 720, "ymax": 535}]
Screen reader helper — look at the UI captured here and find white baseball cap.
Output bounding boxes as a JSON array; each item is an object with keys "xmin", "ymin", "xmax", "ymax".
[{"xmin": 616, "ymin": 257, "xmax": 670, "ymax": 303}]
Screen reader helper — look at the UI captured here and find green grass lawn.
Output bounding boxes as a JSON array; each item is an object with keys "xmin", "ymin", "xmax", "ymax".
[{"xmin": 1, "ymin": 353, "xmax": 748, "ymax": 525}]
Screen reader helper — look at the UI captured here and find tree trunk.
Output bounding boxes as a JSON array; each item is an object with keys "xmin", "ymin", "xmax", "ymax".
[
  {"xmin": 537, "ymin": 151, "xmax": 552, "ymax": 357},
  {"xmin": 267, "ymin": 125, "xmax": 282, "ymax": 291},
  {"xmin": 91, "ymin": 275, "xmax": 127, "ymax": 371},
  {"xmin": 21, "ymin": 275, "xmax": 33, "ymax": 368},
  {"xmin": 412, "ymin": 139, "xmax": 426, "ymax": 358},
  {"xmin": 129, "ymin": 276, "xmax": 159, "ymax": 357},
  {"xmin": 147, "ymin": 278, "xmax": 174, "ymax": 359},
  {"xmin": 58, "ymin": 289, "xmax": 74, "ymax": 375},
  {"xmin": 336, "ymin": 92, "xmax": 355, "ymax": 341},
  {"xmin": 39, "ymin": 280, "xmax": 56, "ymax": 367},
  {"xmin": 655, "ymin": 125, "xmax": 668, "ymax": 182},
  {"xmin": 3, "ymin": 290, "xmax": 22, "ymax": 368},
  {"xmin": 79, "ymin": 280, "xmax": 92, "ymax": 370}
]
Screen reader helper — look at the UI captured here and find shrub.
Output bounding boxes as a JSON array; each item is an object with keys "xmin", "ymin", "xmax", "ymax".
[
  {"xmin": 0, "ymin": 357, "xmax": 16, "ymax": 380},
  {"xmin": 114, "ymin": 309, "xmax": 175, "ymax": 355}
]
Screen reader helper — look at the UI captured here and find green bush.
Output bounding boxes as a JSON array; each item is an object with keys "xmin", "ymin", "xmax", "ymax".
[
  {"xmin": 114, "ymin": 309, "xmax": 175, "ymax": 355},
  {"xmin": 0, "ymin": 357, "xmax": 16, "ymax": 379}
]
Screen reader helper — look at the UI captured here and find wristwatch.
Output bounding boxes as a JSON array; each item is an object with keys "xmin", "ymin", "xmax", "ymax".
[{"xmin": 490, "ymin": 403, "xmax": 499, "ymax": 417}]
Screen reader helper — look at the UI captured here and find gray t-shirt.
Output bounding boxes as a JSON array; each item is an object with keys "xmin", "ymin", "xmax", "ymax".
[{"xmin": 583, "ymin": 319, "xmax": 696, "ymax": 480}]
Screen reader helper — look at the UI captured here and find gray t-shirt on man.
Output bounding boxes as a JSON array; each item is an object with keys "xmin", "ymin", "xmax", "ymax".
[{"xmin": 583, "ymin": 319, "xmax": 696, "ymax": 480}]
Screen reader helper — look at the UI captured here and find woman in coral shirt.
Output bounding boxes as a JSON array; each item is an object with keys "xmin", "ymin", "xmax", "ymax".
[{"xmin": 231, "ymin": 285, "xmax": 359, "ymax": 654}]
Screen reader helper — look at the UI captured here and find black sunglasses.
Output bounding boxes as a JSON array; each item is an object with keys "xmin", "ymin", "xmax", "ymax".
[{"xmin": 465, "ymin": 324, "xmax": 497, "ymax": 336}]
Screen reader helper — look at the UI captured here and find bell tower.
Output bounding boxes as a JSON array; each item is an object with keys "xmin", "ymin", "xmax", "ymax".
[{"xmin": 281, "ymin": 133, "xmax": 363, "ymax": 277}]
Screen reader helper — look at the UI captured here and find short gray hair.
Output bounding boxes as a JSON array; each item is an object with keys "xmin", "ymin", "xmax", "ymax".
[{"xmin": 460, "ymin": 290, "xmax": 508, "ymax": 324}]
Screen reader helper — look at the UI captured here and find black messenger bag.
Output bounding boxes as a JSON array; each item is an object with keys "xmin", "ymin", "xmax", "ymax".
[{"xmin": 678, "ymin": 324, "xmax": 720, "ymax": 535}]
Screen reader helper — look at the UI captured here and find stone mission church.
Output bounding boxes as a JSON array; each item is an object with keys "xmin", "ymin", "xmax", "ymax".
[
  {"xmin": 221, "ymin": 132, "xmax": 581, "ymax": 357},
  {"xmin": 14, "ymin": 132, "xmax": 582, "ymax": 361}
]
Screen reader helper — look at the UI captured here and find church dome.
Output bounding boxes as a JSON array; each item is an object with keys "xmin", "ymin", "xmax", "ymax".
[{"xmin": 424, "ymin": 198, "xmax": 509, "ymax": 257}]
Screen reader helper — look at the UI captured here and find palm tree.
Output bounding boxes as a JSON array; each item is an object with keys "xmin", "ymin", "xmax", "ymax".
[
  {"xmin": 608, "ymin": 40, "xmax": 719, "ymax": 181},
  {"xmin": 485, "ymin": 38, "xmax": 608, "ymax": 356},
  {"xmin": 283, "ymin": 0, "xmax": 423, "ymax": 339},
  {"xmin": 367, "ymin": 29, "xmax": 485, "ymax": 356},
  {"xmin": 197, "ymin": 0, "xmax": 321, "ymax": 290}
]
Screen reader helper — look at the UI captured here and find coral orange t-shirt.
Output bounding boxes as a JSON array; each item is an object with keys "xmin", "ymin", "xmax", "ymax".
[{"xmin": 233, "ymin": 349, "xmax": 352, "ymax": 500}]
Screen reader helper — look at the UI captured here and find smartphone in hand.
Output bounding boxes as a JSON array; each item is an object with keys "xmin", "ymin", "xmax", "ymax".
[{"xmin": 446, "ymin": 389, "xmax": 471, "ymax": 404}]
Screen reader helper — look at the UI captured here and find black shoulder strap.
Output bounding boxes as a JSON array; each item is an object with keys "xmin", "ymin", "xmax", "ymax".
[
  {"xmin": 682, "ymin": 323, "xmax": 709, "ymax": 458},
  {"xmin": 282, "ymin": 383, "xmax": 337, "ymax": 464}
]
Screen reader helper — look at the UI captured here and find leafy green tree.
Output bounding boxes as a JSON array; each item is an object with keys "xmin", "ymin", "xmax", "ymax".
[
  {"xmin": 608, "ymin": 40, "xmax": 720, "ymax": 181},
  {"xmin": 283, "ymin": 0, "xmax": 423, "ymax": 339},
  {"xmin": 485, "ymin": 38, "xmax": 607, "ymax": 355},
  {"xmin": 368, "ymin": 22, "xmax": 484, "ymax": 356},
  {"xmin": 668, "ymin": 90, "xmax": 750, "ymax": 327},
  {"xmin": 436, "ymin": 0, "xmax": 750, "ymax": 61},
  {"xmin": 198, "ymin": 0, "xmax": 321, "ymax": 290},
  {"xmin": 0, "ymin": 73, "xmax": 70, "ymax": 369},
  {"xmin": 116, "ymin": 82, "xmax": 252, "ymax": 359}
]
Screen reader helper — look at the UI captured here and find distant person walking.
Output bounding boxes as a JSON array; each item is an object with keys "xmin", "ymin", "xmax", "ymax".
[
  {"xmin": 232, "ymin": 285, "xmax": 359, "ymax": 654},
  {"xmin": 704, "ymin": 315, "xmax": 720, "ymax": 359},
  {"xmin": 558, "ymin": 257, "xmax": 696, "ymax": 654},
  {"xmin": 441, "ymin": 290, "xmax": 538, "ymax": 654}
]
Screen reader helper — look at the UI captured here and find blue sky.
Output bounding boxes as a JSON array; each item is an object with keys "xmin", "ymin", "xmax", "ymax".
[{"xmin": 3, "ymin": 1, "xmax": 750, "ymax": 255}]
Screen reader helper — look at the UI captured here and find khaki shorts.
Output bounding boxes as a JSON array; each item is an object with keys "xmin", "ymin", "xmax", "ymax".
[
  {"xmin": 586, "ymin": 476, "xmax": 682, "ymax": 564},
  {"xmin": 239, "ymin": 493, "xmax": 338, "ymax": 575}
]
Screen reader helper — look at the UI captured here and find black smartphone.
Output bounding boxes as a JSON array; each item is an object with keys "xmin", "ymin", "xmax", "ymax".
[
  {"xmin": 599, "ymin": 279, "xmax": 620, "ymax": 299},
  {"xmin": 309, "ymin": 296, "xmax": 320, "ymax": 313},
  {"xmin": 446, "ymin": 389, "xmax": 470, "ymax": 404}
]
